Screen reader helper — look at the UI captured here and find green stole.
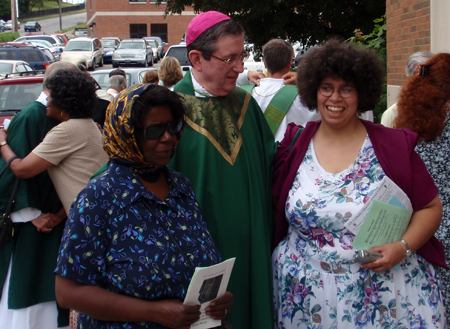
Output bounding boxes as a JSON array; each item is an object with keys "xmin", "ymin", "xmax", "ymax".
[
  {"xmin": 0, "ymin": 101, "xmax": 69, "ymax": 327},
  {"xmin": 171, "ymin": 72, "xmax": 275, "ymax": 329},
  {"xmin": 240, "ymin": 84, "xmax": 298, "ymax": 134}
]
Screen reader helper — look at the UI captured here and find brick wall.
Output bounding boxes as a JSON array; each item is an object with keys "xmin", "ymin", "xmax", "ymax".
[
  {"xmin": 86, "ymin": 0, "xmax": 194, "ymax": 48},
  {"xmin": 386, "ymin": 0, "xmax": 431, "ymax": 87}
]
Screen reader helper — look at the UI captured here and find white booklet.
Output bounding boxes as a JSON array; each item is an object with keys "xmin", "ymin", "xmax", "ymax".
[
  {"xmin": 183, "ymin": 258, "xmax": 236, "ymax": 329},
  {"xmin": 344, "ymin": 176, "xmax": 413, "ymax": 249}
]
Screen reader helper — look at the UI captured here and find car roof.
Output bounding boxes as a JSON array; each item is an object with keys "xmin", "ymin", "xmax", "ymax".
[
  {"xmin": 68, "ymin": 37, "xmax": 94, "ymax": 41},
  {"xmin": 0, "ymin": 59, "xmax": 29, "ymax": 64},
  {"xmin": 122, "ymin": 39, "xmax": 144, "ymax": 42}
]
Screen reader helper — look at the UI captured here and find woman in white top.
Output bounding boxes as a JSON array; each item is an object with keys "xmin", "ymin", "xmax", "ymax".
[{"xmin": 0, "ymin": 69, "xmax": 108, "ymax": 230}]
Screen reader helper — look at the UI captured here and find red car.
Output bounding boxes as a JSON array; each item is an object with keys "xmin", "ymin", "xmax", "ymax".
[{"xmin": 0, "ymin": 74, "xmax": 44, "ymax": 128}]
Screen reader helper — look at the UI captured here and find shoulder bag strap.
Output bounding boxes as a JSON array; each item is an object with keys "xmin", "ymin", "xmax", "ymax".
[
  {"xmin": 287, "ymin": 127, "xmax": 304, "ymax": 155},
  {"xmin": 0, "ymin": 156, "xmax": 18, "ymax": 178}
]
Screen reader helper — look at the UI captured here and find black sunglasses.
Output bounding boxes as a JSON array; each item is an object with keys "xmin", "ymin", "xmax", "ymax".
[{"xmin": 144, "ymin": 120, "xmax": 184, "ymax": 140}]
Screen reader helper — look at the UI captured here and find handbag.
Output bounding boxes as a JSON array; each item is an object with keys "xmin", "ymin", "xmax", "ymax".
[{"xmin": 0, "ymin": 156, "xmax": 19, "ymax": 250}]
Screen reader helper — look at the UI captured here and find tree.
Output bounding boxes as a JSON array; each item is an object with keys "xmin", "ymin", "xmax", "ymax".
[{"xmin": 157, "ymin": 0, "xmax": 385, "ymax": 50}]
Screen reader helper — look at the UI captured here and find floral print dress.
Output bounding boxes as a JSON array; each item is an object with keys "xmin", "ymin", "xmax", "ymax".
[
  {"xmin": 415, "ymin": 116, "xmax": 450, "ymax": 324},
  {"xmin": 272, "ymin": 136, "xmax": 446, "ymax": 329}
]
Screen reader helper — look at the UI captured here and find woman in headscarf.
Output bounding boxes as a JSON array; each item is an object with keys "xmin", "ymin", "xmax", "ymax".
[{"xmin": 54, "ymin": 84, "xmax": 233, "ymax": 329}]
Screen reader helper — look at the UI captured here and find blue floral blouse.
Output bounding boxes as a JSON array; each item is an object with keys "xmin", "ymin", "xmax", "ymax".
[{"xmin": 55, "ymin": 161, "xmax": 221, "ymax": 329}]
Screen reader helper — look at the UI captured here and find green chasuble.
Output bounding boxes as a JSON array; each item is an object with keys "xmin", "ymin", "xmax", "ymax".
[
  {"xmin": 0, "ymin": 101, "xmax": 69, "ymax": 327},
  {"xmin": 171, "ymin": 73, "xmax": 275, "ymax": 329}
]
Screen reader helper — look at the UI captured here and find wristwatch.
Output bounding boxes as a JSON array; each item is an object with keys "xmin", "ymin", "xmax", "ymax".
[
  {"xmin": 400, "ymin": 239, "xmax": 412, "ymax": 257},
  {"xmin": 0, "ymin": 141, "xmax": 7, "ymax": 149}
]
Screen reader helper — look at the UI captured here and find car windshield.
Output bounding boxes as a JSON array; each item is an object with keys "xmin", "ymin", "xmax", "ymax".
[
  {"xmin": 165, "ymin": 47, "xmax": 190, "ymax": 65},
  {"xmin": 65, "ymin": 41, "xmax": 92, "ymax": 51},
  {"xmin": 119, "ymin": 42, "xmax": 144, "ymax": 50},
  {"xmin": 147, "ymin": 41, "xmax": 157, "ymax": 47},
  {"xmin": 0, "ymin": 82, "xmax": 43, "ymax": 110},
  {"xmin": 101, "ymin": 40, "xmax": 116, "ymax": 48},
  {"xmin": 26, "ymin": 22, "xmax": 36, "ymax": 26},
  {"xmin": 0, "ymin": 63, "xmax": 13, "ymax": 74}
]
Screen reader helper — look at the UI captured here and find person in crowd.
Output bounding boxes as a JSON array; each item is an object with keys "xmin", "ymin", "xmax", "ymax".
[
  {"xmin": 381, "ymin": 51, "xmax": 434, "ymax": 127},
  {"xmin": 93, "ymin": 75, "xmax": 127, "ymax": 127},
  {"xmin": 106, "ymin": 75, "xmax": 127, "ymax": 98},
  {"xmin": 54, "ymin": 83, "xmax": 233, "ymax": 328},
  {"xmin": 170, "ymin": 11, "xmax": 274, "ymax": 329},
  {"xmin": 109, "ymin": 68, "xmax": 126, "ymax": 79},
  {"xmin": 394, "ymin": 52, "xmax": 450, "ymax": 323},
  {"xmin": 158, "ymin": 56, "xmax": 183, "ymax": 90},
  {"xmin": 0, "ymin": 62, "xmax": 80, "ymax": 329},
  {"xmin": 272, "ymin": 39, "xmax": 447, "ymax": 328},
  {"xmin": 241, "ymin": 38, "xmax": 320, "ymax": 142},
  {"xmin": 0, "ymin": 68, "xmax": 108, "ymax": 226},
  {"xmin": 142, "ymin": 70, "xmax": 159, "ymax": 84}
]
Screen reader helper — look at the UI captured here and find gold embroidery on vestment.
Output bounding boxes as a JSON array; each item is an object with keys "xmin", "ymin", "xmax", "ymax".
[{"xmin": 182, "ymin": 92, "xmax": 250, "ymax": 166}]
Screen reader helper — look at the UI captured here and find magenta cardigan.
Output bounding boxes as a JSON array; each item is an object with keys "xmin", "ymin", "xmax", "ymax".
[{"xmin": 272, "ymin": 120, "xmax": 448, "ymax": 269}]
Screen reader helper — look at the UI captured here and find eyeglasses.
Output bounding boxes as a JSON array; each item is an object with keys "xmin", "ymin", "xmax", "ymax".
[
  {"xmin": 318, "ymin": 85, "xmax": 355, "ymax": 98},
  {"xmin": 144, "ymin": 120, "xmax": 184, "ymax": 140},
  {"xmin": 203, "ymin": 51, "xmax": 250, "ymax": 66}
]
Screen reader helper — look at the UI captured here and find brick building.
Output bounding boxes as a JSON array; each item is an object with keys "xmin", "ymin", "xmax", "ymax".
[
  {"xmin": 85, "ymin": 0, "xmax": 195, "ymax": 50},
  {"xmin": 386, "ymin": 0, "xmax": 450, "ymax": 107}
]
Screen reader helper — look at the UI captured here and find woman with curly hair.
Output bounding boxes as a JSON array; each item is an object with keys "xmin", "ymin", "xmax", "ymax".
[
  {"xmin": 0, "ymin": 69, "xmax": 108, "ymax": 220},
  {"xmin": 395, "ymin": 52, "xmax": 450, "ymax": 322},
  {"xmin": 158, "ymin": 56, "xmax": 183, "ymax": 90},
  {"xmin": 272, "ymin": 39, "xmax": 447, "ymax": 328}
]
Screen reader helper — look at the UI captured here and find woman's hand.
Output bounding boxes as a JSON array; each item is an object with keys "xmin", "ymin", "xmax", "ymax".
[
  {"xmin": 153, "ymin": 300, "xmax": 200, "ymax": 329},
  {"xmin": 205, "ymin": 291, "xmax": 233, "ymax": 320},
  {"xmin": 360, "ymin": 242, "xmax": 406, "ymax": 272},
  {"xmin": 31, "ymin": 213, "xmax": 55, "ymax": 233}
]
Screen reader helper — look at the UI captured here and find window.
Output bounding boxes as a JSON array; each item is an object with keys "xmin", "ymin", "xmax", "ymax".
[
  {"xmin": 130, "ymin": 24, "xmax": 147, "ymax": 38},
  {"xmin": 20, "ymin": 50, "xmax": 43, "ymax": 63},
  {"xmin": 150, "ymin": 24, "xmax": 167, "ymax": 43},
  {"xmin": 129, "ymin": 0, "xmax": 146, "ymax": 2},
  {"xmin": 0, "ymin": 50, "xmax": 18, "ymax": 60}
]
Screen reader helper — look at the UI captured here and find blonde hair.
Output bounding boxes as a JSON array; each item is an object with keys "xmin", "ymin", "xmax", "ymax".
[
  {"xmin": 158, "ymin": 56, "xmax": 183, "ymax": 88},
  {"xmin": 143, "ymin": 70, "xmax": 159, "ymax": 84}
]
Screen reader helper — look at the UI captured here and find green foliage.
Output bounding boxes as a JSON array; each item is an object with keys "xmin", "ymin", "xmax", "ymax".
[
  {"xmin": 157, "ymin": 0, "xmax": 385, "ymax": 51},
  {"xmin": 0, "ymin": 32, "xmax": 20, "ymax": 42},
  {"xmin": 348, "ymin": 15, "xmax": 387, "ymax": 123}
]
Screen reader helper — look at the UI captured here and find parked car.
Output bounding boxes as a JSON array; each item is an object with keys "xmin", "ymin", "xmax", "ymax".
[
  {"xmin": 143, "ymin": 36, "xmax": 164, "ymax": 58},
  {"xmin": 0, "ymin": 74, "xmax": 44, "ymax": 127},
  {"xmin": 100, "ymin": 38, "xmax": 120, "ymax": 64},
  {"xmin": 112, "ymin": 38, "xmax": 153, "ymax": 68},
  {"xmin": 60, "ymin": 37, "xmax": 104, "ymax": 71},
  {"xmin": 90, "ymin": 67, "xmax": 157, "ymax": 90},
  {"xmin": 4, "ymin": 20, "xmax": 20, "ymax": 30},
  {"xmin": 26, "ymin": 40, "xmax": 62, "ymax": 61},
  {"xmin": 53, "ymin": 33, "xmax": 69, "ymax": 45},
  {"xmin": 15, "ymin": 35, "xmax": 64, "ymax": 47},
  {"xmin": 0, "ymin": 23, "xmax": 5, "ymax": 33},
  {"xmin": 0, "ymin": 60, "xmax": 35, "ymax": 77},
  {"xmin": 0, "ymin": 43, "xmax": 55, "ymax": 70},
  {"xmin": 243, "ymin": 52, "xmax": 266, "ymax": 73},
  {"xmin": 145, "ymin": 39, "xmax": 160, "ymax": 62},
  {"xmin": 163, "ymin": 44, "xmax": 191, "ymax": 75},
  {"xmin": 24, "ymin": 21, "xmax": 41, "ymax": 32}
]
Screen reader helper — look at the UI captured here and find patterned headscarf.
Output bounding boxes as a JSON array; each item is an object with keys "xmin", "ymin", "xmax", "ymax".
[{"xmin": 103, "ymin": 83, "xmax": 180, "ymax": 181}]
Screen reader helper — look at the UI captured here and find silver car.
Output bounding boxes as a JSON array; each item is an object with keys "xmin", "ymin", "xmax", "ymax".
[
  {"xmin": 112, "ymin": 39, "xmax": 153, "ymax": 68},
  {"xmin": 90, "ymin": 68, "xmax": 157, "ymax": 90}
]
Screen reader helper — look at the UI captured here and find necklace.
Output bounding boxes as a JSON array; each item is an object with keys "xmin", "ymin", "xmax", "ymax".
[{"xmin": 253, "ymin": 86, "xmax": 283, "ymax": 97}]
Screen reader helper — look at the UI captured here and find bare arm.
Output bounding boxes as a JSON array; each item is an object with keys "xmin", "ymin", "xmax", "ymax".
[
  {"xmin": 362, "ymin": 195, "xmax": 442, "ymax": 272},
  {"xmin": 55, "ymin": 275, "xmax": 201, "ymax": 328}
]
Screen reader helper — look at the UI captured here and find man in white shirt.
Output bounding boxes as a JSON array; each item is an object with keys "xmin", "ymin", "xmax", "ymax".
[{"xmin": 243, "ymin": 39, "xmax": 320, "ymax": 142}]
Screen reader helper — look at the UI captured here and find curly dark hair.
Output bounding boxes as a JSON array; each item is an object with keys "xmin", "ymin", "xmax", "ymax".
[
  {"xmin": 131, "ymin": 84, "xmax": 186, "ymax": 140},
  {"xmin": 45, "ymin": 69, "xmax": 97, "ymax": 119},
  {"xmin": 395, "ymin": 53, "xmax": 450, "ymax": 141},
  {"xmin": 297, "ymin": 38, "xmax": 384, "ymax": 113}
]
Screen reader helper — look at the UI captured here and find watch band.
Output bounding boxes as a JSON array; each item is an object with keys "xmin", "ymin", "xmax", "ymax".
[{"xmin": 400, "ymin": 239, "xmax": 412, "ymax": 257}]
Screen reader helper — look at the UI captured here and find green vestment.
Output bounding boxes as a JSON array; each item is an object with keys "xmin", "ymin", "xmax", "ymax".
[
  {"xmin": 0, "ymin": 101, "xmax": 69, "ymax": 327},
  {"xmin": 171, "ymin": 73, "xmax": 275, "ymax": 329}
]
